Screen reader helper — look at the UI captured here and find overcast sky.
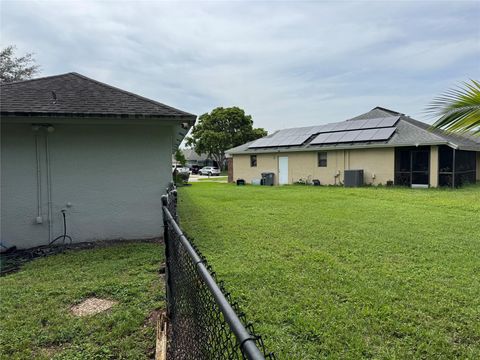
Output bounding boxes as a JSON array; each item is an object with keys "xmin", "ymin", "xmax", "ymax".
[{"xmin": 1, "ymin": 0, "xmax": 479, "ymax": 132}]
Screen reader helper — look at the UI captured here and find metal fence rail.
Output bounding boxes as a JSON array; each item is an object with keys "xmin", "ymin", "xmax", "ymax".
[{"xmin": 161, "ymin": 187, "xmax": 275, "ymax": 360}]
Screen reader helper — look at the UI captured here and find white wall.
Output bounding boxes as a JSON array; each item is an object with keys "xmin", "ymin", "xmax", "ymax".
[{"xmin": 1, "ymin": 122, "xmax": 174, "ymax": 248}]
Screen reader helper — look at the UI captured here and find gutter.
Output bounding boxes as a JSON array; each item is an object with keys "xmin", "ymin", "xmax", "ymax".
[{"xmin": 226, "ymin": 140, "xmax": 452, "ymax": 156}]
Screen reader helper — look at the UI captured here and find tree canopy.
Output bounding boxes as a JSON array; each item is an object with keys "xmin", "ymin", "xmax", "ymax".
[
  {"xmin": 0, "ymin": 45, "xmax": 40, "ymax": 83},
  {"xmin": 175, "ymin": 149, "xmax": 187, "ymax": 166},
  {"xmin": 186, "ymin": 107, "xmax": 267, "ymax": 169},
  {"xmin": 428, "ymin": 80, "xmax": 480, "ymax": 135}
]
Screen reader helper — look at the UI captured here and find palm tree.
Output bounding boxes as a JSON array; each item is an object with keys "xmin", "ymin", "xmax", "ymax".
[{"xmin": 427, "ymin": 79, "xmax": 480, "ymax": 135}]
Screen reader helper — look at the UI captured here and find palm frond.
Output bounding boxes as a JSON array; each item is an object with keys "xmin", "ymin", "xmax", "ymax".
[{"xmin": 427, "ymin": 79, "xmax": 480, "ymax": 135}]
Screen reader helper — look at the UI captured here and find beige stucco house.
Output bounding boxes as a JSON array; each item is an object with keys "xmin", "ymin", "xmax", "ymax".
[{"xmin": 226, "ymin": 107, "xmax": 480, "ymax": 187}]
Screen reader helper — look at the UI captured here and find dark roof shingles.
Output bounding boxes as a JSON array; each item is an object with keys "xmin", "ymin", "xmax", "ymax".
[{"xmin": 0, "ymin": 72, "xmax": 195, "ymax": 118}]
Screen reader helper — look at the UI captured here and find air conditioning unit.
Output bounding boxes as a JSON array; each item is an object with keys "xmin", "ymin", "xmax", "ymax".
[{"xmin": 344, "ymin": 170, "xmax": 364, "ymax": 187}]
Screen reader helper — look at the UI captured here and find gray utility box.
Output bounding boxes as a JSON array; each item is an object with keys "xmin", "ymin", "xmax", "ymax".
[
  {"xmin": 261, "ymin": 172, "xmax": 275, "ymax": 186},
  {"xmin": 344, "ymin": 170, "xmax": 364, "ymax": 187}
]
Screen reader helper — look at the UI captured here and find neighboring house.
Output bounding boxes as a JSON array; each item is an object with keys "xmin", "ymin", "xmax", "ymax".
[
  {"xmin": 1, "ymin": 72, "xmax": 196, "ymax": 249},
  {"xmin": 226, "ymin": 107, "xmax": 480, "ymax": 187},
  {"xmin": 182, "ymin": 148, "xmax": 218, "ymax": 167}
]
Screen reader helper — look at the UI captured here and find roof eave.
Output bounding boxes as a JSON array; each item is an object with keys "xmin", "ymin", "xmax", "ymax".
[
  {"xmin": 227, "ymin": 140, "xmax": 452, "ymax": 155},
  {"xmin": 0, "ymin": 111, "xmax": 196, "ymax": 120}
]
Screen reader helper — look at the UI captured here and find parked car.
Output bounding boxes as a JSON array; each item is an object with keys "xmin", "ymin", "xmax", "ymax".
[
  {"xmin": 199, "ymin": 166, "xmax": 220, "ymax": 176},
  {"xmin": 178, "ymin": 166, "xmax": 191, "ymax": 174},
  {"xmin": 189, "ymin": 165, "xmax": 200, "ymax": 175},
  {"xmin": 172, "ymin": 165, "xmax": 190, "ymax": 174}
]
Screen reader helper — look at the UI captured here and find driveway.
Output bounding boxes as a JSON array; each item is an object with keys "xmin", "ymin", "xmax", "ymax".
[{"xmin": 189, "ymin": 174, "xmax": 227, "ymax": 183}]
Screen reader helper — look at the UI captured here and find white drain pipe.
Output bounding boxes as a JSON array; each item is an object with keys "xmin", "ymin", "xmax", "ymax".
[
  {"xmin": 33, "ymin": 126, "xmax": 43, "ymax": 223},
  {"xmin": 45, "ymin": 127, "xmax": 54, "ymax": 244}
]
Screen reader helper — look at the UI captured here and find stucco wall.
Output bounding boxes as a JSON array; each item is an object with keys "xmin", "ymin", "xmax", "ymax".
[
  {"xmin": 1, "ymin": 123, "xmax": 174, "ymax": 248},
  {"xmin": 233, "ymin": 153, "xmax": 279, "ymax": 184},
  {"xmin": 232, "ymin": 148, "xmax": 395, "ymax": 186},
  {"xmin": 430, "ymin": 146, "xmax": 439, "ymax": 187},
  {"xmin": 346, "ymin": 148, "xmax": 395, "ymax": 185}
]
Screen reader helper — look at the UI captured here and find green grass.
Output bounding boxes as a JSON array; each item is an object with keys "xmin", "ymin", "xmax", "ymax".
[
  {"xmin": 197, "ymin": 176, "xmax": 228, "ymax": 182},
  {"xmin": 0, "ymin": 242, "xmax": 164, "ymax": 360},
  {"xmin": 177, "ymin": 183, "xmax": 480, "ymax": 359}
]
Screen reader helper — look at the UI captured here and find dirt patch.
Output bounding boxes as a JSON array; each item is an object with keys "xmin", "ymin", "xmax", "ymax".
[
  {"xmin": 38, "ymin": 345, "xmax": 65, "ymax": 357},
  {"xmin": 71, "ymin": 297, "xmax": 118, "ymax": 317}
]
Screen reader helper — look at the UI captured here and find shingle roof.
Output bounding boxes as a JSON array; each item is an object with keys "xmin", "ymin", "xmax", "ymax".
[
  {"xmin": 0, "ymin": 72, "xmax": 196, "ymax": 119},
  {"xmin": 182, "ymin": 148, "xmax": 210, "ymax": 161},
  {"xmin": 347, "ymin": 107, "xmax": 403, "ymax": 120},
  {"xmin": 227, "ymin": 107, "xmax": 480, "ymax": 154}
]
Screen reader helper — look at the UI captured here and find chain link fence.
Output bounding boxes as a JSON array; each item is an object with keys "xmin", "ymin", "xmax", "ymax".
[{"xmin": 162, "ymin": 186, "xmax": 275, "ymax": 360}]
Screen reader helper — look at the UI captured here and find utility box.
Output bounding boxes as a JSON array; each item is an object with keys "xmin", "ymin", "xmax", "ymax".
[
  {"xmin": 261, "ymin": 172, "xmax": 275, "ymax": 186},
  {"xmin": 344, "ymin": 170, "xmax": 364, "ymax": 187}
]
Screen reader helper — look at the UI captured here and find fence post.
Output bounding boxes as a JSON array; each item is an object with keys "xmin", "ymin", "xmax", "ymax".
[{"xmin": 161, "ymin": 194, "xmax": 172, "ymax": 318}]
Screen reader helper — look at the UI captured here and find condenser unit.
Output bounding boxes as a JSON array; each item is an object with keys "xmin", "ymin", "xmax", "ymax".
[{"xmin": 344, "ymin": 170, "xmax": 364, "ymax": 187}]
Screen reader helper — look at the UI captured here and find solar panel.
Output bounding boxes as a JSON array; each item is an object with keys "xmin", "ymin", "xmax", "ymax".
[
  {"xmin": 310, "ymin": 127, "xmax": 396, "ymax": 145},
  {"xmin": 362, "ymin": 117, "xmax": 383, "ymax": 128},
  {"xmin": 345, "ymin": 119, "xmax": 367, "ymax": 130},
  {"xmin": 249, "ymin": 137, "xmax": 274, "ymax": 148},
  {"xmin": 309, "ymin": 132, "xmax": 331, "ymax": 144},
  {"xmin": 323, "ymin": 132, "xmax": 347, "ymax": 143},
  {"xmin": 338, "ymin": 129, "xmax": 362, "ymax": 142},
  {"xmin": 249, "ymin": 131, "xmax": 312, "ymax": 148},
  {"xmin": 353, "ymin": 129, "xmax": 378, "ymax": 141},
  {"xmin": 314, "ymin": 116, "xmax": 400, "ymax": 134},
  {"xmin": 371, "ymin": 127, "xmax": 396, "ymax": 140},
  {"xmin": 377, "ymin": 116, "xmax": 400, "ymax": 127},
  {"xmin": 314, "ymin": 123, "xmax": 337, "ymax": 132}
]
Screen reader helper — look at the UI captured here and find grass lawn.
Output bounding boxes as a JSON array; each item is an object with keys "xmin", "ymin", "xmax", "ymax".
[
  {"xmin": 0, "ymin": 242, "xmax": 164, "ymax": 360},
  {"xmin": 177, "ymin": 183, "xmax": 480, "ymax": 359},
  {"xmin": 197, "ymin": 175, "xmax": 228, "ymax": 182}
]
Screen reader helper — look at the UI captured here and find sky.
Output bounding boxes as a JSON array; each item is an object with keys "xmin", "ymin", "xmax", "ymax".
[{"xmin": 1, "ymin": 0, "xmax": 479, "ymax": 133}]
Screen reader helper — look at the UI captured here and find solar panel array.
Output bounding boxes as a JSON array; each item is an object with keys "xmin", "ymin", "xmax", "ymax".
[{"xmin": 248, "ymin": 116, "xmax": 400, "ymax": 148}]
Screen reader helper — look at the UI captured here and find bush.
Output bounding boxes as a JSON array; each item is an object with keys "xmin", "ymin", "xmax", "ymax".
[{"xmin": 174, "ymin": 172, "xmax": 190, "ymax": 186}]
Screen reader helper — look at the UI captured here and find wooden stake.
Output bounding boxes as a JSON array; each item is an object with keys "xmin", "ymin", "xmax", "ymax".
[{"xmin": 156, "ymin": 311, "xmax": 168, "ymax": 360}]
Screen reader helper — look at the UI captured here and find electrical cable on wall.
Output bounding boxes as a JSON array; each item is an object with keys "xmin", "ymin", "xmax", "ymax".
[{"xmin": 49, "ymin": 210, "xmax": 73, "ymax": 246}]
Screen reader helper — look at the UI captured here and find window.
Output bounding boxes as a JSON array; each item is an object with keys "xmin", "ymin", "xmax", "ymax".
[
  {"xmin": 250, "ymin": 155, "xmax": 257, "ymax": 167},
  {"xmin": 318, "ymin": 152, "xmax": 327, "ymax": 167}
]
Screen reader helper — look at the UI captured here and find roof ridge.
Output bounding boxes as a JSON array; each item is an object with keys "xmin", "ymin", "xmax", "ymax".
[
  {"xmin": 69, "ymin": 72, "xmax": 195, "ymax": 117},
  {"xmin": 0, "ymin": 72, "xmax": 73, "ymax": 86},
  {"xmin": 372, "ymin": 106, "xmax": 404, "ymax": 116}
]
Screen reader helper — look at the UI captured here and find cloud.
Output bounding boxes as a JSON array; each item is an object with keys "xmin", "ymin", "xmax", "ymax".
[{"xmin": 1, "ymin": 0, "xmax": 479, "ymax": 132}]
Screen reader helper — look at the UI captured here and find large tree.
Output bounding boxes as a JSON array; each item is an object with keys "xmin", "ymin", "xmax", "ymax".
[
  {"xmin": 186, "ymin": 107, "xmax": 267, "ymax": 170},
  {"xmin": 0, "ymin": 45, "xmax": 40, "ymax": 83},
  {"xmin": 428, "ymin": 79, "xmax": 480, "ymax": 135}
]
